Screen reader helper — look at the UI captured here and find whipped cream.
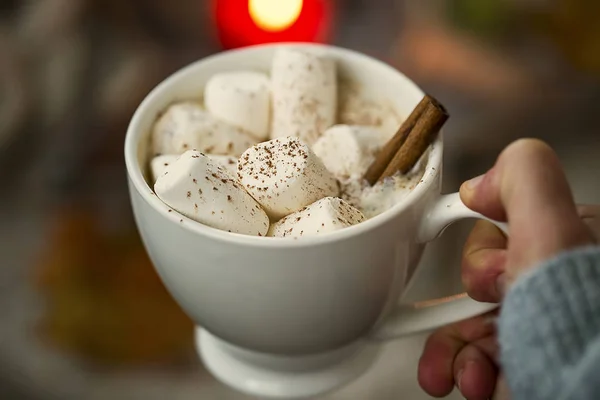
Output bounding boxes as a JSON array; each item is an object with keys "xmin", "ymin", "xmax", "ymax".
[
  {"xmin": 154, "ymin": 150, "xmax": 269, "ymax": 236},
  {"xmin": 270, "ymin": 48, "xmax": 337, "ymax": 145},
  {"xmin": 204, "ymin": 71, "xmax": 271, "ymax": 140},
  {"xmin": 340, "ymin": 153, "xmax": 428, "ymax": 219},
  {"xmin": 268, "ymin": 197, "xmax": 365, "ymax": 238},
  {"xmin": 237, "ymin": 136, "xmax": 339, "ymax": 220}
]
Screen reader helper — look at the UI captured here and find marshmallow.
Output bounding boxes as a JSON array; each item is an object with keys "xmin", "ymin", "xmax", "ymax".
[
  {"xmin": 270, "ymin": 48, "xmax": 337, "ymax": 145},
  {"xmin": 204, "ymin": 71, "xmax": 271, "ymax": 141},
  {"xmin": 338, "ymin": 82, "xmax": 403, "ymax": 142},
  {"xmin": 151, "ymin": 102, "xmax": 257, "ymax": 157},
  {"xmin": 154, "ymin": 150, "xmax": 269, "ymax": 236},
  {"xmin": 268, "ymin": 197, "xmax": 366, "ymax": 238},
  {"xmin": 237, "ymin": 136, "xmax": 340, "ymax": 220},
  {"xmin": 150, "ymin": 154, "xmax": 179, "ymax": 182},
  {"xmin": 208, "ymin": 155, "xmax": 238, "ymax": 177},
  {"xmin": 312, "ymin": 125, "xmax": 384, "ymax": 180}
]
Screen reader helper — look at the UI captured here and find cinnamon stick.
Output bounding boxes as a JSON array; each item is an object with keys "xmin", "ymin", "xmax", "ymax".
[
  {"xmin": 379, "ymin": 98, "xmax": 448, "ymax": 180},
  {"xmin": 364, "ymin": 95, "xmax": 448, "ymax": 184},
  {"xmin": 363, "ymin": 95, "xmax": 431, "ymax": 185}
]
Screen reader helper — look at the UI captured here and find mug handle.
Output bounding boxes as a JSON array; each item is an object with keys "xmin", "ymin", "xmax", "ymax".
[{"xmin": 369, "ymin": 192, "xmax": 507, "ymax": 340}]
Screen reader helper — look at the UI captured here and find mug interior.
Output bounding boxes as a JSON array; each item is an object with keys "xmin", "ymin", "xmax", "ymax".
[{"xmin": 124, "ymin": 43, "xmax": 443, "ymax": 247}]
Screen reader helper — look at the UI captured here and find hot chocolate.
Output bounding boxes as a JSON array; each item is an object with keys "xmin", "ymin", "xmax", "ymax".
[{"xmin": 148, "ymin": 47, "xmax": 429, "ymax": 238}]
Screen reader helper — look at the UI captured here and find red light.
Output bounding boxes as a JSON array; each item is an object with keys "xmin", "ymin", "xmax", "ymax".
[
  {"xmin": 248, "ymin": 0, "xmax": 304, "ymax": 32},
  {"xmin": 212, "ymin": 0, "xmax": 333, "ymax": 49}
]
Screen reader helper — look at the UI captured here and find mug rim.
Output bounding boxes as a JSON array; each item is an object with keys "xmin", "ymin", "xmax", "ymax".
[{"xmin": 124, "ymin": 42, "xmax": 443, "ymax": 249}]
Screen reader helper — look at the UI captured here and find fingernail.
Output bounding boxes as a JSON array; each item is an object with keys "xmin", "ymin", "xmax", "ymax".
[
  {"xmin": 457, "ymin": 368, "xmax": 464, "ymax": 391},
  {"xmin": 464, "ymin": 174, "xmax": 484, "ymax": 190}
]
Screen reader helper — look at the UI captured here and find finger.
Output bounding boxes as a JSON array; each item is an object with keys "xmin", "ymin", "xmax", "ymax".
[
  {"xmin": 418, "ymin": 312, "xmax": 497, "ymax": 397},
  {"xmin": 577, "ymin": 204, "xmax": 600, "ymax": 219},
  {"xmin": 492, "ymin": 373, "xmax": 511, "ymax": 400},
  {"xmin": 453, "ymin": 337, "xmax": 499, "ymax": 400},
  {"xmin": 460, "ymin": 139, "xmax": 594, "ymax": 278},
  {"xmin": 462, "ymin": 220, "xmax": 507, "ymax": 302},
  {"xmin": 418, "ymin": 330, "xmax": 458, "ymax": 397},
  {"xmin": 578, "ymin": 204, "xmax": 600, "ymax": 241}
]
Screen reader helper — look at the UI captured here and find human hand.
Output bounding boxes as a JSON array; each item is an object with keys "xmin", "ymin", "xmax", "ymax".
[{"xmin": 418, "ymin": 139, "xmax": 598, "ymax": 399}]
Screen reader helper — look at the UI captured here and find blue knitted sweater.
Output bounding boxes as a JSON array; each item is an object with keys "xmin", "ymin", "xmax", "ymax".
[{"xmin": 499, "ymin": 246, "xmax": 600, "ymax": 400}]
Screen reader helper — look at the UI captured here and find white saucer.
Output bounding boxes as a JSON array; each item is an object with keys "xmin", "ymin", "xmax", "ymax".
[{"xmin": 196, "ymin": 328, "xmax": 381, "ymax": 399}]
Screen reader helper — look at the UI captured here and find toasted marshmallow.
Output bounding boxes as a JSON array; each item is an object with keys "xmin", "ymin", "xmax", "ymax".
[
  {"xmin": 151, "ymin": 102, "xmax": 257, "ymax": 157},
  {"xmin": 150, "ymin": 154, "xmax": 179, "ymax": 182},
  {"xmin": 237, "ymin": 137, "xmax": 339, "ymax": 220},
  {"xmin": 204, "ymin": 71, "xmax": 271, "ymax": 140},
  {"xmin": 270, "ymin": 48, "xmax": 336, "ymax": 145},
  {"xmin": 268, "ymin": 197, "xmax": 365, "ymax": 238},
  {"xmin": 154, "ymin": 150, "xmax": 269, "ymax": 236},
  {"xmin": 313, "ymin": 125, "xmax": 384, "ymax": 180}
]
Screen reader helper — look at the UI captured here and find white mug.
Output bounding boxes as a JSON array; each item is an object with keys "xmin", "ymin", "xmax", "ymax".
[{"xmin": 124, "ymin": 43, "xmax": 506, "ymax": 399}]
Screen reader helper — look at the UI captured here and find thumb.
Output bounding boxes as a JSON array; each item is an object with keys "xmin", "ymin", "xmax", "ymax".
[{"xmin": 460, "ymin": 139, "xmax": 594, "ymax": 278}]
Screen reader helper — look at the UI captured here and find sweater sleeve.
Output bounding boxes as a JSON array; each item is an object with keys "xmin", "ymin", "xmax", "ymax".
[{"xmin": 498, "ymin": 246, "xmax": 600, "ymax": 400}]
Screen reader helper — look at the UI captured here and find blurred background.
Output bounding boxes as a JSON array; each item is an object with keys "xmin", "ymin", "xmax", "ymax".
[{"xmin": 1, "ymin": 0, "xmax": 599, "ymax": 399}]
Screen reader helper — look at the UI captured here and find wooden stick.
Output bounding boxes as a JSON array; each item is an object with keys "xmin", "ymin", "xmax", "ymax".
[{"xmin": 363, "ymin": 96, "xmax": 431, "ymax": 185}]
